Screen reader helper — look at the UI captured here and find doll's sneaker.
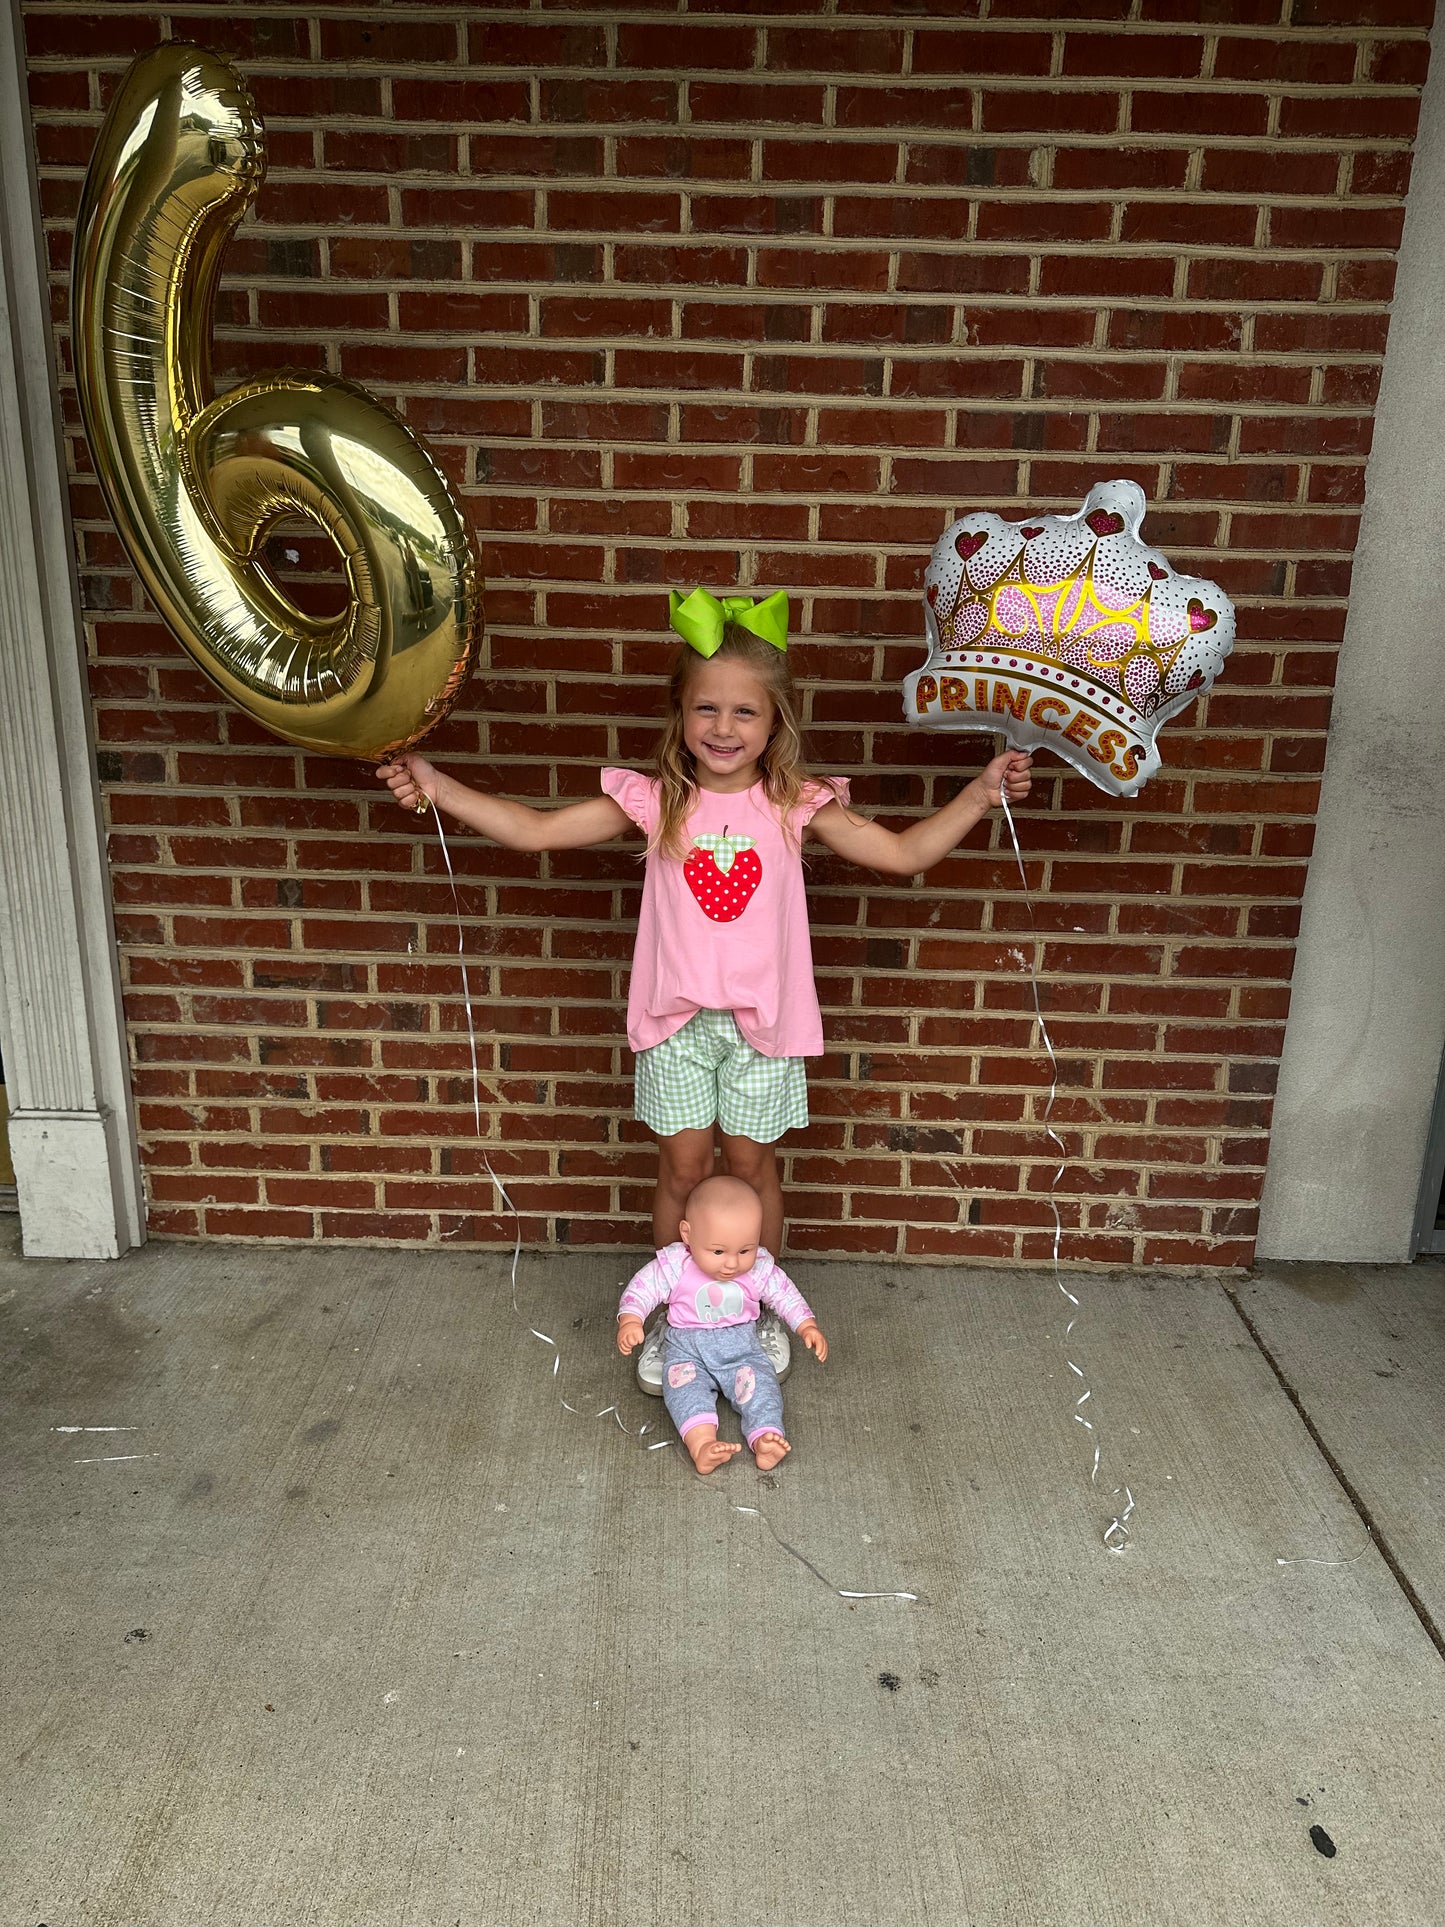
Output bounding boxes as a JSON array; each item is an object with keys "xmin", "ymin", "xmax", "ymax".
[
  {"xmin": 635, "ymin": 1316, "xmax": 667, "ymax": 1397},
  {"xmin": 757, "ymin": 1311, "xmax": 792, "ymax": 1383}
]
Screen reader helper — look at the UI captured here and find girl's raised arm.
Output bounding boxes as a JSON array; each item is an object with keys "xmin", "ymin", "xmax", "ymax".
[
  {"xmin": 376, "ymin": 751, "xmax": 632, "ymax": 852},
  {"xmin": 808, "ymin": 748, "xmax": 1032, "ymax": 878}
]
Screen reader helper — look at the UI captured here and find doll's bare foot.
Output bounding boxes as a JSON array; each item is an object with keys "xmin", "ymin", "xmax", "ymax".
[
  {"xmin": 686, "ymin": 1426, "xmax": 742, "ymax": 1476},
  {"xmin": 751, "ymin": 1431, "xmax": 791, "ymax": 1471}
]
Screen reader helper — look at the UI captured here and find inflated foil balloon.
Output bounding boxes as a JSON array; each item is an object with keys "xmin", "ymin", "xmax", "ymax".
[
  {"xmin": 902, "ymin": 481, "xmax": 1234, "ymax": 796},
  {"xmin": 71, "ymin": 44, "xmax": 480, "ymax": 762}
]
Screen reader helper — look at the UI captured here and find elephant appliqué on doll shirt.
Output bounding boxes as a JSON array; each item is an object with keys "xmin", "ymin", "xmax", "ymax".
[{"xmin": 694, "ymin": 1277, "xmax": 747, "ymax": 1324}]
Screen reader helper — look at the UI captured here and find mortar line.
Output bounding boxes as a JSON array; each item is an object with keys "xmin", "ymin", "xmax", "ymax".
[{"xmin": 1221, "ymin": 1278, "xmax": 1445, "ymax": 1664}]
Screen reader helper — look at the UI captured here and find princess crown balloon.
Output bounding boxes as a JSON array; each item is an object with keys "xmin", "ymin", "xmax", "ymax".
[{"xmin": 902, "ymin": 480, "xmax": 1235, "ymax": 797}]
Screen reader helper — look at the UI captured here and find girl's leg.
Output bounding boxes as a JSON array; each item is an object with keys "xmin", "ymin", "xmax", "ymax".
[
  {"xmin": 717, "ymin": 1131, "xmax": 783, "ymax": 1255},
  {"xmin": 653, "ymin": 1126, "xmax": 715, "ymax": 1247}
]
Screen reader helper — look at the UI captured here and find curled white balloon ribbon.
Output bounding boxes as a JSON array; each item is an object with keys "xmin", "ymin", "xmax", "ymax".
[
  {"xmin": 430, "ymin": 803, "xmax": 915, "ymax": 1600},
  {"xmin": 1000, "ymin": 788, "xmax": 1382, "ymax": 1571},
  {"xmin": 998, "ymin": 787, "xmax": 1135, "ymax": 1553},
  {"xmin": 430, "ymin": 806, "xmax": 658, "ymax": 1444}
]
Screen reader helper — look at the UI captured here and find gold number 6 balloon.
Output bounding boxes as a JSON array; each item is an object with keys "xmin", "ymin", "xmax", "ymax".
[{"xmin": 72, "ymin": 43, "xmax": 480, "ymax": 762}]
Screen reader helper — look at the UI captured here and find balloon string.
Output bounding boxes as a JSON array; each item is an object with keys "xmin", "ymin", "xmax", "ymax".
[
  {"xmin": 430, "ymin": 805, "xmax": 655, "ymax": 1442},
  {"xmin": 1276, "ymin": 1543, "xmax": 1372, "ymax": 1569},
  {"xmin": 998, "ymin": 787, "xmax": 1134, "ymax": 1553},
  {"xmin": 428, "ymin": 803, "xmax": 915, "ymax": 1601},
  {"xmin": 731, "ymin": 1507, "xmax": 917, "ymax": 1602}
]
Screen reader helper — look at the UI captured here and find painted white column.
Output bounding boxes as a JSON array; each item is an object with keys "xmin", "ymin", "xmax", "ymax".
[
  {"xmin": 1257, "ymin": 29, "xmax": 1445, "ymax": 1262},
  {"xmin": 0, "ymin": 0, "xmax": 144, "ymax": 1256}
]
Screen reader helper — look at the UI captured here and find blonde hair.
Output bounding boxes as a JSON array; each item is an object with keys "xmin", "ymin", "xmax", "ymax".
[{"xmin": 651, "ymin": 629, "xmax": 837, "ymax": 860}]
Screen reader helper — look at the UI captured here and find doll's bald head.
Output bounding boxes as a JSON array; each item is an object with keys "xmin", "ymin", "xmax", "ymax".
[{"xmin": 680, "ymin": 1175, "xmax": 763, "ymax": 1281}]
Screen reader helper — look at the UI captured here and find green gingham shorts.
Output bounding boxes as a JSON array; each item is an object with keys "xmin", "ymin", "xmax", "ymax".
[{"xmin": 634, "ymin": 1008, "xmax": 808, "ymax": 1143}]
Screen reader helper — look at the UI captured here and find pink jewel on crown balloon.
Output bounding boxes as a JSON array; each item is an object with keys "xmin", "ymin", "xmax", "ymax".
[{"xmin": 902, "ymin": 480, "xmax": 1235, "ymax": 797}]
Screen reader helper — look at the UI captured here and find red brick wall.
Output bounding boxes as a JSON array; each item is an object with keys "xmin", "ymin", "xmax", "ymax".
[{"xmin": 20, "ymin": 1, "xmax": 1432, "ymax": 1265}]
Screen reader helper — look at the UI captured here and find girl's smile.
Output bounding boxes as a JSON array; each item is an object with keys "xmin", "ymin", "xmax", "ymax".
[{"xmin": 682, "ymin": 659, "xmax": 776, "ymax": 791}]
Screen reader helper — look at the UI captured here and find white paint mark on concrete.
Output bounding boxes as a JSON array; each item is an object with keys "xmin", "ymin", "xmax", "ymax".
[
  {"xmin": 52, "ymin": 1425, "xmax": 136, "ymax": 1433},
  {"xmin": 73, "ymin": 1453, "xmax": 160, "ymax": 1464}
]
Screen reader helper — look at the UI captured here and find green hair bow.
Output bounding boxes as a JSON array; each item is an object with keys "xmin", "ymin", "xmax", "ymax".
[{"xmin": 668, "ymin": 588, "xmax": 789, "ymax": 659}]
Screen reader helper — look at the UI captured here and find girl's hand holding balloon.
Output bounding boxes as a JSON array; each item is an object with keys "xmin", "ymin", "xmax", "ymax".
[
  {"xmin": 977, "ymin": 749, "xmax": 1033, "ymax": 810},
  {"xmin": 376, "ymin": 751, "xmax": 442, "ymax": 816}
]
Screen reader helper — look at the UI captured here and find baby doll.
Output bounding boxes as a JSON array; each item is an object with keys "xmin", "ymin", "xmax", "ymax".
[{"xmin": 616, "ymin": 1173, "xmax": 826, "ymax": 1476}]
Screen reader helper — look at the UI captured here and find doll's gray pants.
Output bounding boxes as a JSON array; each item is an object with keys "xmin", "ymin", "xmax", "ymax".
[{"xmin": 662, "ymin": 1323, "xmax": 786, "ymax": 1446}]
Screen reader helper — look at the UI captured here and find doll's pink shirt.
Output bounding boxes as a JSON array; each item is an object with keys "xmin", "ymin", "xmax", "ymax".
[
  {"xmin": 601, "ymin": 769, "xmax": 850, "ymax": 1058},
  {"xmin": 617, "ymin": 1243, "xmax": 815, "ymax": 1333}
]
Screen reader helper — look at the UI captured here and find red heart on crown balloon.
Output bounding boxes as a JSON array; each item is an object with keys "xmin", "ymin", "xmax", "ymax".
[{"xmin": 1087, "ymin": 509, "xmax": 1125, "ymax": 537}]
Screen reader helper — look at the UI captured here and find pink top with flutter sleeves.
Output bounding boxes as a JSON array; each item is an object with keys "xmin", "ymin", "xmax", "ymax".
[{"xmin": 601, "ymin": 769, "xmax": 850, "ymax": 1058}]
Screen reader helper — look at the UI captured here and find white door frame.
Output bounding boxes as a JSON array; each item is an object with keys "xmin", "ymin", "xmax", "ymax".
[
  {"xmin": 0, "ymin": 0, "xmax": 143, "ymax": 1257},
  {"xmin": 1257, "ymin": 24, "xmax": 1445, "ymax": 1263}
]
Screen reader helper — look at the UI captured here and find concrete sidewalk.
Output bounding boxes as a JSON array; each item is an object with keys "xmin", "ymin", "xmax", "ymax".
[{"xmin": 3, "ymin": 1221, "xmax": 1443, "ymax": 1926}]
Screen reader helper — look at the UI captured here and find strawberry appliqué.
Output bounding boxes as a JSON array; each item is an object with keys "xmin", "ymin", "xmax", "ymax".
[{"xmin": 684, "ymin": 828, "xmax": 761, "ymax": 923}]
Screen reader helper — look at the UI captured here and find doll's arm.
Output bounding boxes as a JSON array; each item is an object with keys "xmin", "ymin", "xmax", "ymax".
[
  {"xmin": 756, "ymin": 1256, "xmax": 819, "ymax": 1340},
  {"xmin": 377, "ymin": 752, "xmax": 631, "ymax": 851},
  {"xmin": 616, "ymin": 1248, "xmax": 679, "ymax": 1354},
  {"xmin": 756, "ymin": 1255, "xmax": 827, "ymax": 1361},
  {"xmin": 795, "ymin": 1320, "xmax": 828, "ymax": 1362},
  {"xmin": 808, "ymin": 750, "xmax": 1032, "ymax": 877}
]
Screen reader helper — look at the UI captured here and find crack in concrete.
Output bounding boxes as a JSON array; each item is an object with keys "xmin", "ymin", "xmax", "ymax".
[{"xmin": 1222, "ymin": 1277, "xmax": 1445, "ymax": 1664}]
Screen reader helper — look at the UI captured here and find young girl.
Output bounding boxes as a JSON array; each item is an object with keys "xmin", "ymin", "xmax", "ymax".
[{"xmin": 377, "ymin": 590, "xmax": 1031, "ymax": 1389}]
